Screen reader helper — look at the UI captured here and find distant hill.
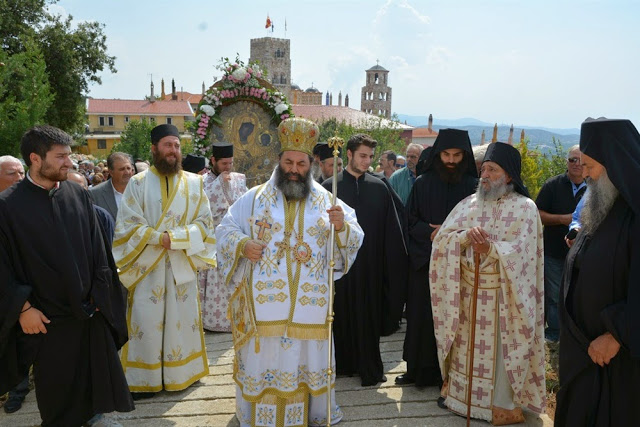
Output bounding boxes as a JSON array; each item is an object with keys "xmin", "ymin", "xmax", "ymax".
[{"xmin": 396, "ymin": 114, "xmax": 580, "ymax": 154}]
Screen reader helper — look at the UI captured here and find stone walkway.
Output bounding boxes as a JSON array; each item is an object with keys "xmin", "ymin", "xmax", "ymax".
[{"xmin": 0, "ymin": 324, "xmax": 552, "ymax": 426}]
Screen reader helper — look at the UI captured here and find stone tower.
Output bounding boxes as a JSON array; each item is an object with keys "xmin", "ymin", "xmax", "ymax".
[
  {"xmin": 360, "ymin": 63, "xmax": 391, "ymax": 118},
  {"xmin": 249, "ymin": 37, "xmax": 291, "ymax": 100}
]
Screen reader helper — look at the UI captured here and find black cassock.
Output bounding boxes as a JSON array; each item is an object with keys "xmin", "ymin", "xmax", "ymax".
[
  {"xmin": 403, "ymin": 170, "xmax": 477, "ymax": 386},
  {"xmin": 0, "ymin": 179, "xmax": 133, "ymax": 426},
  {"xmin": 323, "ymin": 171, "xmax": 405, "ymax": 386},
  {"xmin": 369, "ymin": 171, "xmax": 409, "ymax": 336},
  {"xmin": 556, "ymin": 197, "xmax": 640, "ymax": 426}
]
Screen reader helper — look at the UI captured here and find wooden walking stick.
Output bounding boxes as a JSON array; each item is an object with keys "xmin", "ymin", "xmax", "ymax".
[
  {"xmin": 466, "ymin": 251, "xmax": 481, "ymax": 427},
  {"xmin": 325, "ymin": 135, "xmax": 344, "ymax": 427}
]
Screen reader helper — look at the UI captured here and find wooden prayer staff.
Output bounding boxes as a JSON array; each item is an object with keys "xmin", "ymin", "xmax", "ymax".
[
  {"xmin": 466, "ymin": 251, "xmax": 481, "ymax": 427},
  {"xmin": 325, "ymin": 134, "xmax": 344, "ymax": 427}
]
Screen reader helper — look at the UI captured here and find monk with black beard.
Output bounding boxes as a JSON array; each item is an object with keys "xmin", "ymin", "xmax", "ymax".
[
  {"xmin": 397, "ymin": 129, "xmax": 478, "ymax": 387},
  {"xmin": 323, "ymin": 133, "xmax": 406, "ymax": 387},
  {"xmin": 556, "ymin": 118, "xmax": 640, "ymax": 426}
]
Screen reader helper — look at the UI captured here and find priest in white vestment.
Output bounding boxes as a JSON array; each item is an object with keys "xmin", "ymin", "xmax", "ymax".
[
  {"xmin": 216, "ymin": 118, "xmax": 364, "ymax": 427},
  {"xmin": 199, "ymin": 141, "xmax": 248, "ymax": 331},
  {"xmin": 113, "ymin": 124, "xmax": 216, "ymax": 399},
  {"xmin": 430, "ymin": 142, "xmax": 545, "ymax": 425}
]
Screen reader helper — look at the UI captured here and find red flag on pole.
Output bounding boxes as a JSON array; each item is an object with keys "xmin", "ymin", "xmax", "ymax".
[{"xmin": 265, "ymin": 15, "xmax": 271, "ymax": 29}]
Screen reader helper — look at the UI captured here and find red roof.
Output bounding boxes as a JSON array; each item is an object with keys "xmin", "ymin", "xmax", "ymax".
[
  {"xmin": 291, "ymin": 105, "xmax": 413, "ymax": 130},
  {"xmin": 412, "ymin": 128, "xmax": 439, "ymax": 137},
  {"xmin": 161, "ymin": 91, "xmax": 203, "ymax": 105},
  {"xmin": 87, "ymin": 98, "xmax": 193, "ymax": 115}
]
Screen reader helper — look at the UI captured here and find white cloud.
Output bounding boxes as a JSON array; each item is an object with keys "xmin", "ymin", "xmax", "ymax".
[
  {"xmin": 398, "ymin": 0, "xmax": 430, "ymax": 24},
  {"xmin": 426, "ymin": 46, "xmax": 452, "ymax": 66},
  {"xmin": 373, "ymin": 0, "xmax": 394, "ymax": 26},
  {"xmin": 46, "ymin": 3, "xmax": 68, "ymax": 19}
]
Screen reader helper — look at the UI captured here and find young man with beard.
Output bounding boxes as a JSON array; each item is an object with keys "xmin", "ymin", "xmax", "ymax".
[
  {"xmin": 397, "ymin": 128, "xmax": 478, "ymax": 388},
  {"xmin": 0, "ymin": 125, "xmax": 134, "ymax": 426},
  {"xmin": 199, "ymin": 142, "xmax": 248, "ymax": 332},
  {"xmin": 430, "ymin": 142, "xmax": 545, "ymax": 424},
  {"xmin": 555, "ymin": 118, "xmax": 640, "ymax": 426},
  {"xmin": 216, "ymin": 118, "xmax": 364, "ymax": 426},
  {"xmin": 112, "ymin": 124, "xmax": 217, "ymax": 399},
  {"xmin": 322, "ymin": 133, "xmax": 406, "ymax": 386}
]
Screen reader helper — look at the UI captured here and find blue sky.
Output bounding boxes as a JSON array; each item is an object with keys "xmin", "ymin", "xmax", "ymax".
[{"xmin": 54, "ymin": 0, "xmax": 640, "ymax": 129}]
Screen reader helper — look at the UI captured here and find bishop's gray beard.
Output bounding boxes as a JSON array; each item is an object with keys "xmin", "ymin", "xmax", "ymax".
[
  {"xmin": 476, "ymin": 175, "xmax": 513, "ymax": 201},
  {"xmin": 275, "ymin": 164, "xmax": 312, "ymax": 200},
  {"xmin": 580, "ymin": 172, "xmax": 618, "ymax": 235}
]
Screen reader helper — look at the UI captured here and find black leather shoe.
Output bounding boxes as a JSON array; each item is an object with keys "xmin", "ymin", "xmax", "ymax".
[
  {"xmin": 394, "ymin": 374, "xmax": 415, "ymax": 385},
  {"xmin": 131, "ymin": 392, "xmax": 156, "ymax": 401},
  {"xmin": 437, "ymin": 396, "xmax": 447, "ymax": 409},
  {"xmin": 361, "ymin": 375, "xmax": 387, "ymax": 387},
  {"xmin": 3, "ymin": 395, "xmax": 25, "ymax": 414}
]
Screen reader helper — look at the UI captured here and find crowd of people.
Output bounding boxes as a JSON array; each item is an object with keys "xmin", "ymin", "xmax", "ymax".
[{"xmin": 0, "ymin": 116, "xmax": 638, "ymax": 426}]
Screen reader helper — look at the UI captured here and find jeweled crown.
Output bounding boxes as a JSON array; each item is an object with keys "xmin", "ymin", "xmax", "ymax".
[{"xmin": 277, "ymin": 117, "xmax": 319, "ymax": 156}]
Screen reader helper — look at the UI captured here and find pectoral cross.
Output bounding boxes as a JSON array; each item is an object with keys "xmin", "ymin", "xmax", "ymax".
[
  {"xmin": 275, "ymin": 231, "xmax": 292, "ymax": 260},
  {"xmin": 255, "ymin": 217, "xmax": 272, "ymax": 241}
]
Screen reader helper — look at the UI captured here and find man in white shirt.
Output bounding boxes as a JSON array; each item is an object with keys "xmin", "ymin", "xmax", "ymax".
[{"xmin": 90, "ymin": 152, "xmax": 134, "ymax": 222}]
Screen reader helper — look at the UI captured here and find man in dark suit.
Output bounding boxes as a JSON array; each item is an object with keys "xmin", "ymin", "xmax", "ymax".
[{"xmin": 90, "ymin": 152, "xmax": 133, "ymax": 222}]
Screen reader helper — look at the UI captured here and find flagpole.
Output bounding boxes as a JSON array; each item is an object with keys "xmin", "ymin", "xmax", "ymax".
[{"xmin": 325, "ymin": 134, "xmax": 344, "ymax": 427}]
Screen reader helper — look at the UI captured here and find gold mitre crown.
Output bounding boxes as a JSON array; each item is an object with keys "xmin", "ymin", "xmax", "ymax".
[{"xmin": 277, "ymin": 117, "xmax": 319, "ymax": 156}]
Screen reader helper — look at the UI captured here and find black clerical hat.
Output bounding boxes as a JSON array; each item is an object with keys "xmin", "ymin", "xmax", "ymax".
[
  {"xmin": 314, "ymin": 141, "xmax": 341, "ymax": 161},
  {"xmin": 151, "ymin": 124, "xmax": 180, "ymax": 144},
  {"xmin": 182, "ymin": 154, "xmax": 206, "ymax": 173},
  {"xmin": 211, "ymin": 141, "xmax": 234, "ymax": 159},
  {"xmin": 483, "ymin": 142, "xmax": 529, "ymax": 198},
  {"xmin": 580, "ymin": 117, "xmax": 640, "ymax": 215}
]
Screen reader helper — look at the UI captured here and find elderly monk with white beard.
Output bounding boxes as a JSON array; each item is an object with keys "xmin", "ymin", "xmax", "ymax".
[
  {"xmin": 555, "ymin": 118, "xmax": 640, "ymax": 426},
  {"xmin": 430, "ymin": 142, "xmax": 545, "ymax": 425},
  {"xmin": 216, "ymin": 117, "xmax": 364, "ymax": 426}
]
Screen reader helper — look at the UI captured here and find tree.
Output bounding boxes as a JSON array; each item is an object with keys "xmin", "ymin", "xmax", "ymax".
[
  {"xmin": 318, "ymin": 115, "xmax": 406, "ymax": 165},
  {"xmin": 0, "ymin": 36, "xmax": 53, "ymax": 157},
  {"xmin": 112, "ymin": 120, "xmax": 154, "ymax": 162},
  {"xmin": 518, "ymin": 139, "xmax": 544, "ymax": 199},
  {"xmin": 1, "ymin": 0, "xmax": 116, "ymax": 133},
  {"xmin": 39, "ymin": 15, "xmax": 116, "ymax": 132}
]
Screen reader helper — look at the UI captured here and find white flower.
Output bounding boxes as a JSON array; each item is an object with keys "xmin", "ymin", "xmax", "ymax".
[
  {"xmin": 275, "ymin": 103, "xmax": 289, "ymax": 114},
  {"xmin": 200, "ymin": 105, "xmax": 216, "ymax": 116},
  {"xmin": 232, "ymin": 67, "xmax": 248, "ymax": 81}
]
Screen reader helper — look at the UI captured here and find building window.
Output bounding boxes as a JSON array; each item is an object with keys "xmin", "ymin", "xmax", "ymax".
[
  {"xmin": 149, "ymin": 116, "xmax": 156, "ymax": 123},
  {"xmin": 124, "ymin": 116, "xmax": 130, "ymax": 123},
  {"xmin": 108, "ymin": 116, "xmax": 114, "ymax": 126},
  {"xmin": 375, "ymin": 73, "xmax": 379, "ymax": 84},
  {"xmin": 99, "ymin": 116, "xmax": 105, "ymax": 126},
  {"xmin": 97, "ymin": 139, "xmax": 107, "ymax": 149},
  {"xmin": 280, "ymin": 74, "xmax": 286, "ymax": 84},
  {"xmin": 275, "ymin": 48, "xmax": 281, "ymax": 58},
  {"xmin": 166, "ymin": 117, "xmax": 172, "ymax": 125}
]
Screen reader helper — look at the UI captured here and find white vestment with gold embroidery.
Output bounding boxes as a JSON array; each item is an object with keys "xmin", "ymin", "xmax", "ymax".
[
  {"xmin": 430, "ymin": 192, "xmax": 546, "ymax": 421},
  {"xmin": 113, "ymin": 167, "xmax": 216, "ymax": 392},
  {"xmin": 216, "ymin": 170, "xmax": 364, "ymax": 427},
  {"xmin": 199, "ymin": 171, "xmax": 248, "ymax": 331}
]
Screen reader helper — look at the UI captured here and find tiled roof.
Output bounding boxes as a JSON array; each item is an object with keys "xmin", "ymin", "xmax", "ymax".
[
  {"xmin": 412, "ymin": 128, "xmax": 439, "ymax": 137},
  {"xmin": 292, "ymin": 105, "xmax": 413, "ymax": 130},
  {"xmin": 87, "ymin": 98, "xmax": 194, "ymax": 115},
  {"xmin": 161, "ymin": 92, "xmax": 203, "ymax": 105},
  {"xmin": 367, "ymin": 64, "xmax": 388, "ymax": 72}
]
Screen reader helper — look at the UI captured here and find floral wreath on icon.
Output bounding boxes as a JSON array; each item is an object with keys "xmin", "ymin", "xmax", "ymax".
[{"xmin": 192, "ymin": 56, "xmax": 294, "ymax": 157}]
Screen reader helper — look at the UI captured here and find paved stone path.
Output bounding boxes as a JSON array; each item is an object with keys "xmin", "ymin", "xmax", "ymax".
[{"xmin": 0, "ymin": 324, "xmax": 552, "ymax": 426}]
